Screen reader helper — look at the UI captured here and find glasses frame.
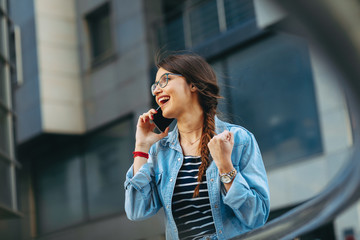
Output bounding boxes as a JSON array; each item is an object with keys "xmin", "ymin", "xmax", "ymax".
[{"xmin": 151, "ymin": 73, "xmax": 182, "ymax": 96}]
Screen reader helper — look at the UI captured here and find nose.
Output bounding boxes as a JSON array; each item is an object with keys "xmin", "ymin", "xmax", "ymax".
[{"xmin": 153, "ymin": 84, "xmax": 162, "ymax": 96}]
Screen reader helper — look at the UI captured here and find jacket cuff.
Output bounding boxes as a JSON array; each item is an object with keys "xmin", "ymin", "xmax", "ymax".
[
  {"xmin": 222, "ymin": 172, "xmax": 250, "ymax": 205},
  {"xmin": 124, "ymin": 163, "xmax": 152, "ymax": 191}
]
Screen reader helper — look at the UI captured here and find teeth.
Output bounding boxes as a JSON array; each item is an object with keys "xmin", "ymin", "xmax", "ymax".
[{"xmin": 159, "ymin": 97, "xmax": 170, "ymax": 104}]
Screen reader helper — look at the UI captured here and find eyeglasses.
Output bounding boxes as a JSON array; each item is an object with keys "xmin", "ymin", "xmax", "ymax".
[{"xmin": 151, "ymin": 73, "xmax": 182, "ymax": 96}]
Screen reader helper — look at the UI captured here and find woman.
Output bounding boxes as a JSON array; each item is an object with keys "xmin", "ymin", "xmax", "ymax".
[{"xmin": 124, "ymin": 53, "xmax": 270, "ymax": 240}]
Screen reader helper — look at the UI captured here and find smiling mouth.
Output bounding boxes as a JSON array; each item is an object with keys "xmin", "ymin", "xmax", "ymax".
[{"xmin": 158, "ymin": 96, "xmax": 170, "ymax": 106}]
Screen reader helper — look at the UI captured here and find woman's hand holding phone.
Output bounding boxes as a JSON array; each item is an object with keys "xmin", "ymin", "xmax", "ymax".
[
  {"xmin": 135, "ymin": 108, "xmax": 169, "ymax": 153},
  {"xmin": 133, "ymin": 109, "xmax": 169, "ymax": 174}
]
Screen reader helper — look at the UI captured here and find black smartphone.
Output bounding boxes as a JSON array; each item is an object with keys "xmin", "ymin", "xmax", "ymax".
[{"xmin": 152, "ymin": 106, "xmax": 174, "ymax": 132}]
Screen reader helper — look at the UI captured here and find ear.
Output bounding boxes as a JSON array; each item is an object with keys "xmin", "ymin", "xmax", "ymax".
[{"xmin": 190, "ymin": 84, "xmax": 197, "ymax": 92}]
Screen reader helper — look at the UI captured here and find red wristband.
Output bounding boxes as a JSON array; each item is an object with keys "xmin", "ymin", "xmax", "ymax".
[{"xmin": 133, "ymin": 151, "xmax": 149, "ymax": 159}]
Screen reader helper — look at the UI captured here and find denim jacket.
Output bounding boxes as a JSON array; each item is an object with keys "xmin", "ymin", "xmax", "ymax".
[{"xmin": 124, "ymin": 117, "xmax": 270, "ymax": 240}]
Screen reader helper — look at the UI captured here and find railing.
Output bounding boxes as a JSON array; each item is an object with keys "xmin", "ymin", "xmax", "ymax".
[{"xmin": 232, "ymin": 0, "xmax": 360, "ymax": 239}]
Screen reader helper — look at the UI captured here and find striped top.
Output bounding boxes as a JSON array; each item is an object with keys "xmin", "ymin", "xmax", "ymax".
[{"xmin": 172, "ymin": 156, "xmax": 216, "ymax": 240}]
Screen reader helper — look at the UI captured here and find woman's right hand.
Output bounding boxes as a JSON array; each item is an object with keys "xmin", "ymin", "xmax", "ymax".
[{"xmin": 135, "ymin": 108, "xmax": 169, "ymax": 152}]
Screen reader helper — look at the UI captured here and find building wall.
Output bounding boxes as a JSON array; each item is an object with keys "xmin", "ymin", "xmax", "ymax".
[
  {"xmin": 9, "ymin": 0, "xmax": 42, "ymax": 143},
  {"xmin": 0, "ymin": 0, "xmax": 19, "ymax": 217},
  {"xmin": 76, "ymin": 0, "xmax": 153, "ymax": 131},
  {"xmin": 267, "ymin": 47, "xmax": 352, "ymax": 208},
  {"xmin": 33, "ymin": 0, "xmax": 84, "ymax": 134},
  {"xmin": 11, "ymin": 0, "xmax": 84, "ymax": 143},
  {"xmin": 9, "ymin": 0, "xmax": 166, "ymax": 239},
  {"xmin": 0, "ymin": 0, "xmax": 24, "ymax": 239},
  {"xmin": 254, "ymin": 1, "xmax": 359, "ymax": 239},
  {"xmin": 4, "ymin": 0, "xmax": 359, "ymax": 240}
]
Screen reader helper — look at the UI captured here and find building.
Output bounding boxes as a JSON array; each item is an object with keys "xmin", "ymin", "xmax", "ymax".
[
  {"xmin": 0, "ymin": 0, "xmax": 359, "ymax": 239},
  {"xmin": 0, "ymin": 0, "xmax": 22, "ymax": 226}
]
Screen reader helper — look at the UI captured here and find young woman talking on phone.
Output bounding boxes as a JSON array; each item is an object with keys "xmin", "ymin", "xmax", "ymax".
[{"xmin": 124, "ymin": 53, "xmax": 270, "ymax": 240}]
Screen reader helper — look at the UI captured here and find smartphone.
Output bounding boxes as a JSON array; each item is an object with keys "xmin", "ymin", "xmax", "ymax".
[{"xmin": 152, "ymin": 106, "xmax": 174, "ymax": 132}]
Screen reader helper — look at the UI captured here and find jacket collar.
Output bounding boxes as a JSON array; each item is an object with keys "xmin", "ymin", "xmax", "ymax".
[{"xmin": 162, "ymin": 115, "xmax": 228, "ymax": 152}]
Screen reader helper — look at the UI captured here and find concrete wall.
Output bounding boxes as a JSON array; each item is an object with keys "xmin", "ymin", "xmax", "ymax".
[
  {"xmin": 11, "ymin": 0, "xmax": 85, "ymax": 143},
  {"xmin": 76, "ymin": 0, "xmax": 153, "ymax": 131},
  {"xmin": 34, "ymin": 0, "xmax": 84, "ymax": 134},
  {"xmin": 10, "ymin": 0, "xmax": 43, "ymax": 143}
]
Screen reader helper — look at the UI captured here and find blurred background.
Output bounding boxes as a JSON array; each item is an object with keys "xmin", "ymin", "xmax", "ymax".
[{"xmin": 0, "ymin": 0, "xmax": 358, "ymax": 239}]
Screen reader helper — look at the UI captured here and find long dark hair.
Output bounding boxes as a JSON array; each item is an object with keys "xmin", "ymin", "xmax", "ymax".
[{"xmin": 156, "ymin": 53, "xmax": 222, "ymax": 197}]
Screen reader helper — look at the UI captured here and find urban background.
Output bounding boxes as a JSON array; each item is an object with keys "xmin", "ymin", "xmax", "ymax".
[{"xmin": 0, "ymin": 0, "xmax": 358, "ymax": 239}]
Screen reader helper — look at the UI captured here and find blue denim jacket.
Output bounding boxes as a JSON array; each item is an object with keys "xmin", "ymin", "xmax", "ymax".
[{"xmin": 124, "ymin": 117, "xmax": 270, "ymax": 240}]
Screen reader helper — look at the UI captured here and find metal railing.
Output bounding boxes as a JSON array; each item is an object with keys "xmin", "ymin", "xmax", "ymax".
[{"xmin": 232, "ymin": 0, "xmax": 360, "ymax": 239}]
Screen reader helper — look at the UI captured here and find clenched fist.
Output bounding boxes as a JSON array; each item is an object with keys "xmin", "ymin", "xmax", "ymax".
[{"xmin": 207, "ymin": 130, "xmax": 234, "ymax": 175}]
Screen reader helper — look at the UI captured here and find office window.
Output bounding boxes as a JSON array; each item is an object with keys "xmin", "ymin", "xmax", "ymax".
[
  {"xmin": 0, "ymin": 0, "xmax": 19, "ymax": 220},
  {"xmin": 213, "ymin": 33, "xmax": 322, "ymax": 169},
  {"xmin": 224, "ymin": 0, "xmax": 254, "ymax": 30},
  {"xmin": 35, "ymin": 152, "xmax": 84, "ymax": 234},
  {"xmin": 161, "ymin": 15, "xmax": 186, "ymax": 51},
  {"xmin": 0, "ymin": 108, "xmax": 9, "ymax": 155},
  {"xmin": 0, "ymin": 62, "xmax": 6, "ymax": 105},
  {"xmin": 86, "ymin": 2, "xmax": 113, "ymax": 66},
  {"xmin": 0, "ymin": 16, "xmax": 6, "ymax": 56},
  {"xmin": 34, "ymin": 116, "xmax": 134, "ymax": 234},
  {"xmin": 158, "ymin": 0, "xmax": 256, "ymax": 50},
  {"xmin": 85, "ymin": 118, "xmax": 133, "ymax": 219},
  {"xmin": 189, "ymin": 0, "xmax": 220, "ymax": 46},
  {"xmin": 0, "ymin": 160, "xmax": 11, "ymax": 208}
]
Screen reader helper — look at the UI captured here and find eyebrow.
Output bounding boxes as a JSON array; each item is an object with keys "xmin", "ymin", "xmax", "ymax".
[{"xmin": 159, "ymin": 73, "xmax": 168, "ymax": 79}]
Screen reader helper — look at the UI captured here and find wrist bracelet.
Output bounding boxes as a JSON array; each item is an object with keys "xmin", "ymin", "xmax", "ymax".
[{"xmin": 133, "ymin": 151, "xmax": 149, "ymax": 159}]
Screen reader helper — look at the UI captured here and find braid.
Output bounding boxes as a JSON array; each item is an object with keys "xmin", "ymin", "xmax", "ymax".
[{"xmin": 193, "ymin": 108, "xmax": 216, "ymax": 198}]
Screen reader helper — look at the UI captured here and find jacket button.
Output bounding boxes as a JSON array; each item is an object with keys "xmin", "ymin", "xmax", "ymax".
[
  {"xmin": 219, "ymin": 230, "xmax": 222, "ymax": 234},
  {"xmin": 210, "ymin": 178, "xmax": 214, "ymax": 182},
  {"xmin": 178, "ymin": 158, "xmax": 181, "ymax": 161},
  {"xmin": 214, "ymin": 204, "xmax": 218, "ymax": 208},
  {"xmin": 170, "ymin": 178, "xmax": 173, "ymax": 182}
]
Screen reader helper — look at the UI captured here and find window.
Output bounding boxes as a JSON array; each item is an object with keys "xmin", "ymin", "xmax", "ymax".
[
  {"xmin": 1, "ymin": 10, "xmax": 8, "ymax": 104},
  {"xmin": 0, "ymin": 159, "xmax": 11, "ymax": 208},
  {"xmin": 0, "ymin": 61, "xmax": 7, "ymax": 105},
  {"xmin": 212, "ymin": 33, "xmax": 323, "ymax": 169},
  {"xmin": 34, "ymin": 116, "xmax": 134, "ymax": 234},
  {"xmin": 35, "ymin": 151, "xmax": 84, "ymax": 233},
  {"xmin": 224, "ymin": 0, "xmax": 255, "ymax": 30},
  {"xmin": 188, "ymin": 0, "xmax": 220, "ymax": 46},
  {"xmin": 0, "ymin": 12, "xmax": 6, "ymax": 56},
  {"xmin": 84, "ymin": 119, "xmax": 134, "ymax": 219},
  {"xmin": 0, "ymin": 0, "xmax": 20, "ymax": 220},
  {"xmin": 158, "ymin": 0, "xmax": 255, "ymax": 50},
  {"xmin": 86, "ymin": 2, "xmax": 113, "ymax": 67},
  {"xmin": 160, "ymin": 15, "xmax": 186, "ymax": 51},
  {"xmin": 0, "ymin": 107, "xmax": 9, "ymax": 155}
]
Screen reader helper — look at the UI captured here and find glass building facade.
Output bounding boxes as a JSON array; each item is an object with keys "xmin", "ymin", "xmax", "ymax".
[
  {"xmin": 0, "ymin": 0, "xmax": 20, "ymax": 219},
  {"xmin": 156, "ymin": 0, "xmax": 322, "ymax": 169}
]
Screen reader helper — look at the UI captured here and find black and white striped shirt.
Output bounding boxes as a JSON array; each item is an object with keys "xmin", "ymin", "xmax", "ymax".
[{"xmin": 172, "ymin": 156, "xmax": 216, "ymax": 240}]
